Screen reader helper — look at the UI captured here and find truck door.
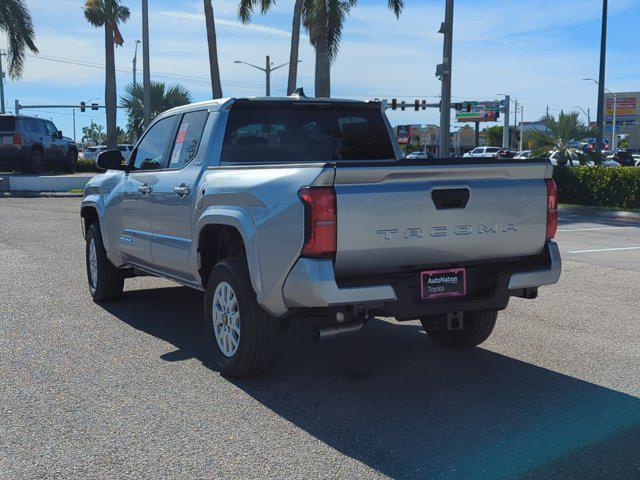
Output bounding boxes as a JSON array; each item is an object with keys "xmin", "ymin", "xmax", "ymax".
[
  {"xmin": 147, "ymin": 109, "xmax": 212, "ymax": 281},
  {"xmin": 43, "ymin": 120, "xmax": 64, "ymax": 160},
  {"xmin": 119, "ymin": 115, "xmax": 177, "ymax": 267}
]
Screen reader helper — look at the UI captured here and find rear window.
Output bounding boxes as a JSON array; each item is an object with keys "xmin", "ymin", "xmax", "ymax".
[
  {"xmin": 221, "ymin": 101, "xmax": 395, "ymax": 163},
  {"xmin": 486, "ymin": 147, "xmax": 500, "ymax": 153},
  {"xmin": 0, "ymin": 117, "xmax": 16, "ymax": 131}
]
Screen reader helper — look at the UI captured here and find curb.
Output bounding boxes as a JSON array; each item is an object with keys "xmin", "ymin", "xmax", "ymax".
[{"xmin": 560, "ymin": 205, "xmax": 640, "ymax": 222}]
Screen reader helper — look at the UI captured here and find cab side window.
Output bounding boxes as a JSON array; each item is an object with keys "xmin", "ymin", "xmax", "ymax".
[
  {"xmin": 168, "ymin": 110, "xmax": 209, "ymax": 169},
  {"xmin": 44, "ymin": 121, "xmax": 58, "ymax": 136},
  {"xmin": 131, "ymin": 116, "xmax": 175, "ymax": 171}
]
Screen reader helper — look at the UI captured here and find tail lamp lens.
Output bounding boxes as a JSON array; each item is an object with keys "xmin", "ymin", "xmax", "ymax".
[
  {"xmin": 13, "ymin": 134, "xmax": 22, "ymax": 146},
  {"xmin": 546, "ymin": 179, "xmax": 558, "ymax": 240},
  {"xmin": 299, "ymin": 187, "xmax": 336, "ymax": 258}
]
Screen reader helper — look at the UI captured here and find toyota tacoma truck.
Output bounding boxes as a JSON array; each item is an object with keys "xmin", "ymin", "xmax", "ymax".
[{"xmin": 81, "ymin": 94, "xmax": 561, "ymax": 378}]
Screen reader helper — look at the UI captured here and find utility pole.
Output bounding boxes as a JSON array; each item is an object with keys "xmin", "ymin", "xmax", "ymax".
[
  {"xmin": 72, "ymin": 109, "xmax": 76, "ymax": 142},
  {"xmin": 132, "ymin": 39, "xmax": 141, "ymax": 86},
  {"xmin": 611, "ymin": 92, "xmax": 617, "ymax": 150},
  {"xmin": 545, "ymin": 105, "xmax": 549, "ymax": 134},
  {"xmin": 474, "ymin": 122, "xmax": 479, "ymax": 147},
  {"xmin": 142, "ymin": 0, "xmax": 151, "ymax": 129},
  {"xmin": 513, "ymin": 98, "xmax": 518, "ymax": 148},
  {"xmin": 501, "ymin": 95, "xmax": 510, "ymax": 148},
  {"xmin": 437, "ymin": 0, "xmax": 455, "ymax": 157},
  {"xmin": 234, "ymin": 56, "xmax": 293, "ymax": 97},
  {"xmin": 519, "ymin": 105, "xmax": 524, "ymax": 151},
  {"xmin": 0, "ymin": 50, "xmax": 6, "ymax": 114},
  {"xmin": 596, "ymin": 0, "xmax": 608, "ymax": 151}
]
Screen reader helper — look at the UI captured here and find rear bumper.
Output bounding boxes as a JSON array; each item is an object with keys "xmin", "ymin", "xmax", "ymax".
[
  {"xmin": 281, "ymin": 241, "xmax": 561, "ymax": 319},
  {"xmin": 0, "ymin": 146, "xmax": 29, "ymax": 166}
]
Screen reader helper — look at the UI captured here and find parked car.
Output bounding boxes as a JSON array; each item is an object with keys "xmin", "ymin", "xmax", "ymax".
[
  {"xmin": 463, "ymin": 146, "xmax": 501, "ymax": 158},
  {"xmin": 118, "ymin": 144, "xmax": 134, "ymax": 160},
  {"xmin": 406, "ymin": 151, "xmax": 433, "ymax": 159},
  {"xmin": 0, "ymin": 114, "xmax": 78, "ymax": 173},
  {"xmin": 82, "ymin": 146, "xmax": 106, "ymax": 161},
  {"xmin": 607, "ymin": 150, "xmax": 635, "ymax": 166},
  {"xmin": 549, "ymin": 150, "xmax": 581, "ymax": 167},
  {"xmin": 81, "ymin": 96, "xmax": 561, "ymax": 378},
  {"xmin": 514, "ymin": 150, "xmax": 532, "ymax": 160}
]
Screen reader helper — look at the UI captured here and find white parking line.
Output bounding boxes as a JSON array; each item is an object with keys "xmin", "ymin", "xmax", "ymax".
[
  {"xmin": 558, "ymin": 227, "xmax": 634, "ymax": 232},
  {"xmin": 568, "ymin": 246, "xmax": 640, "ymax": 254}
]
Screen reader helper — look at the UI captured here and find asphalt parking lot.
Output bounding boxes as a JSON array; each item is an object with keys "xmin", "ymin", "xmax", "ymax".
[{"xmin": 1, "ymin": 197, "xmax": 639, "ymax": 479}]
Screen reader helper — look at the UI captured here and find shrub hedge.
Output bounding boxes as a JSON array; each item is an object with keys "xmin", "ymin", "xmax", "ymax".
[
  {"xmin": 76, "ymin": 158, "xmax": 100, "ymax": 173},
  {"xmin": 553, "ymin": 166, "xmax": 640, "ymax": 210}
]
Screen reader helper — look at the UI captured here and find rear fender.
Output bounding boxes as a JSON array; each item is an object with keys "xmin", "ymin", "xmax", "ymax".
[{"xmin": 194, "ymin": 207, "xmax": 262, "ymax": 296}]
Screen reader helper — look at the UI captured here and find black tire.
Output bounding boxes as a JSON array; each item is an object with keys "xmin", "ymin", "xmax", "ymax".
[
  {"xmin": 64, "ymin": 150, "xmax": 78, "ymax": 173},
  {"xmin": 86, "ymin": 223, "xmax": 124, "ymax": 302},
  {"xmin": 25, "ymin": 148, "xmax": 43, "ymax": 174},
  {"xmin": 203, "ymin": 257, "xmax": 278, "ymax": 378},
  {"xmin": 421, "ymin": 310, "xmax": 498, "ymax": 349}
]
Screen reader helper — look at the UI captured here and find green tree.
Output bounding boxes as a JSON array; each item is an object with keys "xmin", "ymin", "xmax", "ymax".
[
  {"xmin": 120, "ymin": 81, "xmax": 193, "ymax": 139},
  {"xmin": 0, "ymin": 0, "xmax": 38, "ymax": 79},
  {"xmin": 81, "ymin": 121, "xmax": 106, "ymax": 145},
  {"xmin": 530, "ymin": 111, "xmax": 598, "ymax": 165},
  {"xmin": 203, "ymin": 0, "xmax": 223, "ymax": 98},
  {"xmin": 483, "ymin": 125, "xmax": 503, "ymax": 147},
  {"xmin": 238, "ymin": 0, "xmax": 404, "ymax": 98},
  {"xmin": 83, "ymin": 0, "xmax": 130, "ymax": 150}
]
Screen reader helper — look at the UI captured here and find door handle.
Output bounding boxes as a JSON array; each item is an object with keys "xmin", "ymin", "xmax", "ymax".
[
  {"xmin": 137, "ymin": 184, "xmax": 151, "ymax": 195},
  {"xmin": 173, "ymin": 184, "xmax": 190, "ymax": 196}
]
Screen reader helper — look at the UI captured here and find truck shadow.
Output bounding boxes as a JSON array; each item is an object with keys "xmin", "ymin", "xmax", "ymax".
[{"xmin": 102, "ymin": 285, "xmax": 640, "ymax": 479}]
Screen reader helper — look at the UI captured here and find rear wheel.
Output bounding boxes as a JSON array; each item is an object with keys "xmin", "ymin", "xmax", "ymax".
[
  {"xmin": 24, "ymin": 148, "xmax": 43, "ymax": 174},
  {"xmin": 86, "ymin": 223, "xmax": 124, "ymax": 302},
  {"xmin": 203, "ymin": 257, "xmax": 279, "ymax": 378},
  {"xmin": 64, "ymin": 150, "xmax": 78, "ymax": 173},
  {"xmin": 421, "ymin": 310, "xmax": 498, "ymax": 349}
]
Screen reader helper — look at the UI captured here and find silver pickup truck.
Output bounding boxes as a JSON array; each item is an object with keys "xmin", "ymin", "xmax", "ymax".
[{"xmin": 81, "ymin": 95, "xmax": 561, "ymax": 378}]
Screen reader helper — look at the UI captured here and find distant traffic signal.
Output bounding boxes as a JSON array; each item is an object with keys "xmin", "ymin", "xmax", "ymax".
[{"xmin": 80, "ymin": 101, "xmax": 86, "ymax": 112}]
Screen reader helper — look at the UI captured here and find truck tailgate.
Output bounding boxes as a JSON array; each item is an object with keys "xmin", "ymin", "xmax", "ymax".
[{"xmin": 333, "ymin": 160, "xmax": 552, "ymax": 274}]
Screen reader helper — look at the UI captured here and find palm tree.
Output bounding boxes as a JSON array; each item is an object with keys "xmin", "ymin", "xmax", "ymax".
[
  {"xmin": 530, "ymin": 111, "xmax": 599, "ymax": 165},
  {"xmin": 0, "ymin": 0, "xmax": 38, "ymax": 79},
  {"xmin": 238, "ymin": 0, "xmax": 403, "ymax": 98},
  {"xmin": 83, "ymin": 0, "xmax": 130, "ymax": 149},
  {"xmin": 120, "ymin": 81, "xmax": 193, "ymax": 139},
  {"xmin": 204, "ymin": 0, "xmax": 223, "ymax": 98}
]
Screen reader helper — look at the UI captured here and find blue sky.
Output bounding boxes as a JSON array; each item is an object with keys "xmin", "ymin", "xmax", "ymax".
[{"xmin": 2, "ymin": 0, "xmax": 639, "ymax": 140}]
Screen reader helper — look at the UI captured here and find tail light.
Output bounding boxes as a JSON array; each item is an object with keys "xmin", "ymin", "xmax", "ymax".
[
  {"xmin": 299, "ymin": 187, "xmax": 336, "ymax": 258},
  {"xmin": 546, "ymin": 179, "xmax": 558, "ymax": 240},
  {"xmin": 13, "ymin": 134, "xmax": 22, "ymax": 146}
]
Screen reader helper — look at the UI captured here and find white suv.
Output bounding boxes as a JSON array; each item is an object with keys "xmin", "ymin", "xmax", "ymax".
[{"xmin": 463, "ymin": 147, "xmax": 501, "ymax": 158}]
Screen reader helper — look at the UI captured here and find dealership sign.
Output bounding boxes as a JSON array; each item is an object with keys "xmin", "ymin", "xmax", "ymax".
[
  {"xmin": 397, "ymin": 125, "xmax": 412, "ymax": 144},
  {"xmin": 455, "ymin": 101, "xmax": 501, "ymax": 123},
  {"xmin": 606, "ymin": 96, "xmax": 637, "ymax": 117}
]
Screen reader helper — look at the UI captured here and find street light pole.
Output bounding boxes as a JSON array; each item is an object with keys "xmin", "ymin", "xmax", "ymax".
[
  {"xmin": 142, "ymin": 0, "xmax": 151, "ymax": 129},
  {"xmin": 437, "ymin": 0, "xmax": 454, "ymax": 157},
  {"xmin": 234, "ymin": 56, "xmax": 295, "ymax": 97},
  {"xmin": 0, "ymin": 50, "xmax": 6, "ymax": 114},
  {"xmin": 132, "ymin": 39, "xmax": 141, "ymax": 86},
  {"xmin": 596, "ymin": 0, "xmax": 608, "ymax": 151}
]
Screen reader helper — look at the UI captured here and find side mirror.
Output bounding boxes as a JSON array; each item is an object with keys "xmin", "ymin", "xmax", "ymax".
[
  {"xmin": 97, "ymin": 149, "xmax": 126, "ymax": 171},
  {"xmin": 56, "ymin": 130, "xmax": 63, "ymax": 139}
]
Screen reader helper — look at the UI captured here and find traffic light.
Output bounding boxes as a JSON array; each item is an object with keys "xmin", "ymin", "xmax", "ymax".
[
  {"xmin": 391, "ymin": 99, "xmax": 397, "ymax": 110},
  {"xmin": 400, "ymin": 101, "xmax": 406, "ymax": 111},
  {"xmin": 466, "ymin": 102, "xmax": 472, "ymax": 112},
  {"xmin": 80, "ymin": 101, "xmax": 86, "ymax": 112},
  {"xmin": 414, "ymin": 100, "xmax": 420, "ymax": 111}
]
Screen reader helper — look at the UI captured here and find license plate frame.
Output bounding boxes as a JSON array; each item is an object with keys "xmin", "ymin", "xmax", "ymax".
[{"xmin": 420, "ymin": 268, "xmax": 467, "ymax": 300}]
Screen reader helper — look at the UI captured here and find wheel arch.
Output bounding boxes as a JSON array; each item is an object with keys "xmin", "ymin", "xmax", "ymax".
[{"xmin": 195, "ymin": 208, "xmax": 262, "ymax": 296}]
